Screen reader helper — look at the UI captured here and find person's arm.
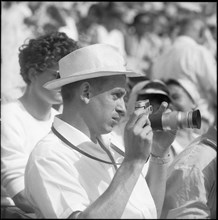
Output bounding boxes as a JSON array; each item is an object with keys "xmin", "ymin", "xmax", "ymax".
[
  {"xmin": 12, "ymin": 190, "xmax": 34, "ymax": 213},
  {"xmin": 1, "ymin": 113, "xmax": 30, "ymax": 211},
  {"xmin": 70, "ymin": 106, "xmax": 153, "ymax": 219},
  {"xmin": 145, "ymin": 102, "xmax": 176, "ymax": 218},
  {"xmin": 71, "ymin": 159, "xmax": 146, "ymax": 219},
  {"xmin": 145, "ymin": 150, "xmax": 171, "ymax": 218}
]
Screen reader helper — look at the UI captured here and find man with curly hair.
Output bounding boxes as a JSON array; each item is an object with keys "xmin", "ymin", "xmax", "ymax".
[{"xmin": 1, "ymin": 32, "xmax": 80, "ymax": 218}]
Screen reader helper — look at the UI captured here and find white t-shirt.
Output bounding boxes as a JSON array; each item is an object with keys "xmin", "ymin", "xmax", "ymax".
[
  {"xmin": 25, "ymin": 116, "xmax": 157, "ymax": 218},
  {"xmin": 1, "ymin": 100, "xmax": 58, "ymax": 205}
]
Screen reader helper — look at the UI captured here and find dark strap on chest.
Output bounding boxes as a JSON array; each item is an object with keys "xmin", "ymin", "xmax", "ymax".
[
  {"xmin": 51, "ymin": 126, "xmax": 119, "ymax": 170},
  {"xmin": 110, "ymin": 143, "xmax": 125, "ymax": 157},
  {"xmin": 97, "ymin": 138, "xmax": 119, "ymax": 170}
]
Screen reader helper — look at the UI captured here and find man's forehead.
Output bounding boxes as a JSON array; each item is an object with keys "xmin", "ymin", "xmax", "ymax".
[
  {"xmin": 106, "ymin": 75, "xmax": 127, "ymax": 88},
  {"xmin": 94, "ymin": 75, "xmax": 127, "ymax": 94},
  {"xmin": 107, "ymin": 75, "xmax": 126, "ymax": 83}
]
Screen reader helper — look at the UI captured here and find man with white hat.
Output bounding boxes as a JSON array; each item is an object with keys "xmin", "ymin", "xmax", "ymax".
[{"xmin": 24, "ymin": 43, "xmax": 176, "ymax": 218}]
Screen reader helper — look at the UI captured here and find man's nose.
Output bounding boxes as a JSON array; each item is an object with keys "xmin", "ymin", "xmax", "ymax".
[{"xmin": 116, "ymin": 99, "xmax": 127, "ymax": 117}]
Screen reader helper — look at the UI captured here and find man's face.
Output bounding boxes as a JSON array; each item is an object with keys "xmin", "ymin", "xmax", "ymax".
[
  {"xmin": 32, "ymin": 64, "xmax": 63, "ymax": 105},
  {"xmin": 87, "ymin": 75, "xmax": 127, "ymax": 135},
  {"xmin": 168, "ymin": 84, "xmax": 195, "ymax": 112}
]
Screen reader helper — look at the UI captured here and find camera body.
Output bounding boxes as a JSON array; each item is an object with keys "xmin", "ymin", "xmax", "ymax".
[{"xmin": 135, "ymin": 100, "xmax": 201, "ymax": 131}]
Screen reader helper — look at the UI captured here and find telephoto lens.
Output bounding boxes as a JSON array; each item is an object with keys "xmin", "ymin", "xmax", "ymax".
[
  {"xmin": 135, "ymin": 100, "xmax": 201, "ymax": 131},
  {"xmin": 149, "ymin": 109, "xmax": 201, "ymax": 131}
]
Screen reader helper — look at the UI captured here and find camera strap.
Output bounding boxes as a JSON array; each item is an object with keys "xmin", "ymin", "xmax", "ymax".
[
  {"xmin": 110, "ymin": 143, "xmax": 125, "ymax": 157},
  {"xmin": 51, "ymin": 126, "xmax": 120, "ymax": 171}
]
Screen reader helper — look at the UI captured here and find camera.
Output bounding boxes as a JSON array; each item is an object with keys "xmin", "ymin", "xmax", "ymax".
[{"xmin": 135, "ymin": 100, "xmax": 201, "ymax": 131}]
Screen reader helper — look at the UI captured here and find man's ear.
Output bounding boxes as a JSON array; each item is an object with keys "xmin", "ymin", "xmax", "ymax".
[
  {"xmin": 28, "ymin": 68, "xmax": 38, "ymax": 83},
  {"xmin": 80, "ymin": 82, "xmax": 91, "ymax": 104}
]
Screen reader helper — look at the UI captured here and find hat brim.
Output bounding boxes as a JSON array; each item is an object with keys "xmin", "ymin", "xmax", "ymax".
[
  {"xmin": 138, "ymin": 90, "xmax": 169, "ymax": 96},
  {"xmin": 44, "ymin": 70, "xmax": 142, "ymax": 90}
]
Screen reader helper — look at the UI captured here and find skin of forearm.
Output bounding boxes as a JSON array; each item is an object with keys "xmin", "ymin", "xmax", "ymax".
[
  {"xmin": 146, "ymin": 162, "xmax": 168, "ymax": 218},
  {"xmin": 73, "ymin": 159, "xmax": 145, "ymax": 219},
  {"xmin": 12, "ymin": 190, "xmax": 35, "ymax": 213}
]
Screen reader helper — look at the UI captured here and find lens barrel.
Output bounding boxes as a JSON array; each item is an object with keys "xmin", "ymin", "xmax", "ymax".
[
  {"xmin": 135, "ymin": 100, "xmax": 201, "ymax": 131},
  {"xmin": 150, "ymin": 109, "xmax": 201, "ymax": 131}
]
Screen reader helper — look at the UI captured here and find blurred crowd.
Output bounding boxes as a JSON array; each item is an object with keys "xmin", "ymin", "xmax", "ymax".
[{"xmin": 1, "ymin": 1, "xmax": 217, "ymax": 103}]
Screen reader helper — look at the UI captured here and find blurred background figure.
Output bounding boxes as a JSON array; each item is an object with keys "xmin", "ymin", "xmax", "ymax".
[
  {"xmin": 77, "ymin": 3, "xmax": 104, "ymax": 46},
  {"xmin": 165, "ymin": 78, "xmax": 205, "ymax": 162},
  {"xmin": 161, "ymin": 122, "xmax": 217, "ymax": 219},
  {"xmin": 26, "ymin": 2, "xmax": 79, "ymax": 39},
  {"xmin": 1, "ymin": 32, "xmax": 80, "ymax": 218},
  {"xmin": 166, "ymin": 78, "xmax": 210, "ymax": 134},
  {"xmin": 1, "ymin": 2, "xmax": 33, "ymax": 103},
  {"xmin": 151, "ymin": 15, "xmax": 217, "ymax": 131},
  {"xmin": 125, "ymin": 12, "xmax": 166, "ymax": 78},
  {"xmin": 88, "ymin": 2, "xmax": 127, "ymax": 56},
  {"xmin": 77, "ymin": 2, "xmax": 127, "ymax": 55},
  {"xmin": 2, "ymin": 2, "xmax": 217, "ymax": 105}
]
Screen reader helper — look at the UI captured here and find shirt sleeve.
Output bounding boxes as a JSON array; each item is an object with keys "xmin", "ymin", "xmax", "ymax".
[
  {"xmin": 1, "ymin": 115, "xmax": 27, "ymax": 198},
  {"xmin": 161, "ymin": 165, "xmax": 211, "ymax": 219},
  {"xmin": 25, "ymin": 152, "xmax": 90, "ymax": 218}
]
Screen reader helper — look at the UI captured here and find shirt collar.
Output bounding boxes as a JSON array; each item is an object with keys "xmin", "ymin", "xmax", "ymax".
[{"xmin": 53, "ymin": 115, "xmax": 93, "ymax": 146}]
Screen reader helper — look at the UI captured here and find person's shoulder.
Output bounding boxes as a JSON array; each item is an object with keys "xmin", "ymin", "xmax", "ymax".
[
  {"xmin": 197, "ymin": 44, "xmax": 216, "ymax": 59},
  {"xmin": 1, "ymin": 100, "xmax": 25, "ymax": 119},
  {"xmin": 32, "ymin": 131, "xmax": 61, "ymax": 156},
  {"xmin": 2, "ymin": 99, "xmax": 20, "ymax": 109},
  {"xmin": 173, "ymin": 36, "xmax": 197, "ymax": 51},
  {"xmin": 30, "ymin": 131, "xmax": 77, "ymax": 165},
  {"xmin": 170, "ymin": 138, "xmax": 216, "ymax": 170}
]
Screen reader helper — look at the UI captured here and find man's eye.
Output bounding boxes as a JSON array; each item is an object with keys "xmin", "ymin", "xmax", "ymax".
[
  {"xmin": 53, "ymin": 71, "xmax": 60, "ymax": 79},
  {"xmin": 112, "ymin": 94, "xmax": 119, "ymax": 100}
]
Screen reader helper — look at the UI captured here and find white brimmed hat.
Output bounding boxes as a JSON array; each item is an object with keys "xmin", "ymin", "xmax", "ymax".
[{"xmin": 44, "ymin": 43, "xmax": 141, "ymax": 90}]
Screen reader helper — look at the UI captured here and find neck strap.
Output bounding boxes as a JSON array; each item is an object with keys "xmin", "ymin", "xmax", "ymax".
[{"xmin": 51, "ymin": 126, "xmax": 121, "ymax": 170}]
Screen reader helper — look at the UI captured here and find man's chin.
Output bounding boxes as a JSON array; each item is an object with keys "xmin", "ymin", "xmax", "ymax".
[
  {"xmin": 53, "ymin": 95, "xmax": 63, "ymax": 104},
  {"xmin": 102, "ymin": 126, "xmax": 114, "ymax": 134}
]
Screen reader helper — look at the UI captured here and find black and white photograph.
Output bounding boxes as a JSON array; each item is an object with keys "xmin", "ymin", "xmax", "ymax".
[{"xmin": 1, "ymin": 2, "xmax": 217, "ymax": 219}]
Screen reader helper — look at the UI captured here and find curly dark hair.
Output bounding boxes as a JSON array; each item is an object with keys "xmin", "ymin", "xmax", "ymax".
[{"xmin": 18, "ymin": 32, "xmax": 80, "ymax": 84}]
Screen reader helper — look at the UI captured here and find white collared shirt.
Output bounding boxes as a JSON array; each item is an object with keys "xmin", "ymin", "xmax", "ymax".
[{"xmin": 25, "ymin": 116, "xmax": 157, "ymax": 218}]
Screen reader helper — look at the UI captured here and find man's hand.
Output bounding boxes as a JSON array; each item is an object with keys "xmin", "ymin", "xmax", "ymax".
[
  {"xmin": 124, "ymin": 106, "xmax": 153, "ymax": 162},
  {"xmin": 12, "ymin": 190, "xmax": 35, "ymax": 213}
]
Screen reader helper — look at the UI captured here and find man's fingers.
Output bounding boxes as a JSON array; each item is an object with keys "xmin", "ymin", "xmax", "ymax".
[
  {"xmin": 155, "ymin": 101, "xmax": 168, "ymax": 114},
  {"xmin": 127, "ymin": 106, "xmax": 151, "ymax": 128},
  {"xmin": 141, "ymin": 126, "xmax": 153, "ymax": 141}
]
